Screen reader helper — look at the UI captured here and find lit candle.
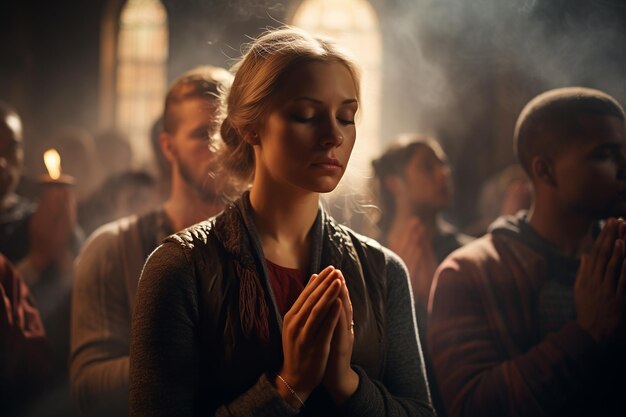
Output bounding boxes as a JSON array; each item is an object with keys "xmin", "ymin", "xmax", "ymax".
[{"xmin": 38, "ymin": 148, "xmax": 76, "ymax": 185}]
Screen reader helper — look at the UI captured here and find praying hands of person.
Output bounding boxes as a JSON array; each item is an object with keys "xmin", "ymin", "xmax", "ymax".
[
  {"xmin": 575, "ymin": 218, "xmax": 626, "ymax": 346},
  {"xmin": 275, "ymin": 265, "xmax": 358, "ymax": 408}
]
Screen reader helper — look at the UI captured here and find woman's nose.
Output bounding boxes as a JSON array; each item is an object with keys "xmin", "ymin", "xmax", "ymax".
[{"xmin": 320, "ymin": 118, "xmax": 344, "ymax": 148}]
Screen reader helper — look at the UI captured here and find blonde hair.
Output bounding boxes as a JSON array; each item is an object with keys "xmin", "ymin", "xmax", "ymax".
[{"xmin": 216, "ymin": 26, "xmax": 361, "ymax": 186}]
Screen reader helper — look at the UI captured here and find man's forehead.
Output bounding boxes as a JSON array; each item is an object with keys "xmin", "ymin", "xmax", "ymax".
[
  {"xmin": 0, "ymin": 119, "xmax": 22, "ymax": 144},
  {"xmin": 176, "ymin": 96, "xmax": 218, "ymax": 114},
  {"xmin": 0, "ymin": 123, "xmax": 22, "ymax": 146},
  {"xmin": 543, "ymin": 114, "xmax": 625, "ymax": 160},
  {"xmin": 5, "ymin": 113, "xmax": 21, "ymax": 134},
  {"xmin": 567, "ymin": 113, "xmax": 625, "ymax": 143}
]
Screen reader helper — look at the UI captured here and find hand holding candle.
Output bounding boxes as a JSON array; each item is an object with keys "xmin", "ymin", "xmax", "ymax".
[
  {"xmin": 38, "ymin": 149, "xmax": 76, "ymax": 185},
  {"xmin": 25, "ymin": 149, "xmax": 77, "ymax": 276}
]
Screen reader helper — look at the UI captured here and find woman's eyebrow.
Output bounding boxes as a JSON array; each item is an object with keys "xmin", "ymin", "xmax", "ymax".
[{"xmin": 293, "ymin": 97, "xmax": 358, "ymax": 105}]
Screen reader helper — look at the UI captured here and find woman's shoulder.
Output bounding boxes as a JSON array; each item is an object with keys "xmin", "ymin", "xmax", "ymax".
[
  {"xmin": 326, "ymin": 215, "xmax": 377, "ymax": 246},
  {"xmin": 142, "ymin": 217, "xmax": 222, "ymax": 275},
  {"xmin": 343, "ymin": 224, "xmax": 384, "ymax": 253},
  {"xmin": 164, "ymin": 219, "xmax": 217, "ymax": 248},
  {"xmin": 328, "ymin": 218, "xmax": 400, "ymax": 270}
]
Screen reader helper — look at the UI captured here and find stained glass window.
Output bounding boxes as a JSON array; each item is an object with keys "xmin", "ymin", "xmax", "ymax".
[{"xmin": 116, "ymin": 0, "xmax": 168, "ymax": 166}]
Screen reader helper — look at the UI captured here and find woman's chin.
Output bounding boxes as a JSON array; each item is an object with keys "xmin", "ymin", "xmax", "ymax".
[
  {"xmin": 310, "ymin": 179, "xmax": 342, "ymax": 194},
  {"xmin": 283, "ymin": 174, "xmax": 344, "ymax": 195}
]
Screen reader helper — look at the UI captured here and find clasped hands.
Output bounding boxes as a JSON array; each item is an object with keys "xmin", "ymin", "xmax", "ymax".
[
  {"xmin": 275, "ymin": 265, "xmax": 359, "ymax": 408},
  {"xmin": 575, "ymin": 217, "xmax": 626, "ymax": 345}
]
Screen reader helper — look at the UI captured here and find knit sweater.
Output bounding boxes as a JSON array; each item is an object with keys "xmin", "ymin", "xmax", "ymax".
[
  {"xmin": 71, "ymin": 209, "xmax": 172, "ymax": 416},
  {"xmin": 130, "ymin": 193, "xmax": 435, "ymax": 417}
]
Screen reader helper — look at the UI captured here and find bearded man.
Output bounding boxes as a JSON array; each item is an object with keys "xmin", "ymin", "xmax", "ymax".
[{"xmin": 70, "ymin": 66, "xmax": 233, "ymax": 417}]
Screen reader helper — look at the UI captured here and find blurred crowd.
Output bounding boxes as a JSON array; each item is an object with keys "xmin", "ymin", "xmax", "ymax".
[{"xmin": 2, "ymin": 44, "xmax": 625, "ymax": 417}]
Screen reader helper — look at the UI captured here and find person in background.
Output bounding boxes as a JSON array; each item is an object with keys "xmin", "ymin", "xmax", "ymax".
[
  {"xmin": 0, "ymin": 101, "xmax": 32, "ymax": 262},
  {"xmin": 372, "ymin": 134, "xmax": 472, "ymax": 417},
  {"xmin": 130, "ymin": 27, "xmax": 435, "ymax": 417},
  {"xmin": 0, "ymin": 101, "xmax": 79, "ymax": 416},
  {"xmin": 428, "ymin": 87, "xmax": 626, "ymax": 417},
  {"xmin": 0, "ymin": 252, "xmax": 51, "ymax": 416},
  {"xmin": 71, "ymin": 65, "xmax": 233, "ymax": 417},
  {"xmin": 372, "ymin": 134, "xmax": 472, "ymax": 329}
]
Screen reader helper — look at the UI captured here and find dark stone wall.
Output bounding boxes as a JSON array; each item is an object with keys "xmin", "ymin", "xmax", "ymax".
[{"xmin": 1, "ymin": 0, "xmax": 107, "ymax": 174}]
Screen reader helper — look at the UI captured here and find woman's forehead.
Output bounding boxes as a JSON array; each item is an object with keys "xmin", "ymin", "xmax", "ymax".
[{"xmin": 275, "ymin": 61, "xmax": 358, "ymax": 102}]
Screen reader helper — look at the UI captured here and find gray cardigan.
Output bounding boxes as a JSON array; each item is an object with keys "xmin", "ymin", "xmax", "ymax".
[{"xmin": 130, "ymin": 194, "xmax": 435, "ymax": 417}]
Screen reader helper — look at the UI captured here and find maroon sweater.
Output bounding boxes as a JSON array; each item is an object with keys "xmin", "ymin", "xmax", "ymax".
[
  {"xmin": 427, "ymin": 214, "xmax": 625, "ymax": 417},
  {"xmin": 0, "ymin": 253, "xmax": 51, "ymax": 415}
]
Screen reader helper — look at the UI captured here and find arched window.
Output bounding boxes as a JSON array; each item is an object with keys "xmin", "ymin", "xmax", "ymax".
[
  {"xmin": 290, "ymin": 0, "xmax": 382, "ymax": 181},
  {"xmin": 115, "ymin": 0, "xmax": 168, "ymax": 166}
]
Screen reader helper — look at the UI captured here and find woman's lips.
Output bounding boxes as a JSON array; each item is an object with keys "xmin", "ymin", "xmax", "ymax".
[{"xmin": 311, "ymin": 158, "xmax": 342, "ymax": 171}]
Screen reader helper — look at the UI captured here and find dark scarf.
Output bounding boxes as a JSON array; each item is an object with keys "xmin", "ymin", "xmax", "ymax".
[{"xmin": 210, "ymin": 192, "xmax": 382, "ymax": 351}]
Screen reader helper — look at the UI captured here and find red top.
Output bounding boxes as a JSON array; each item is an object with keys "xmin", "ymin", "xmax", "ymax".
[{"xmin": 265, "ymin": 259, "xmax": 307, "ymax": 317}]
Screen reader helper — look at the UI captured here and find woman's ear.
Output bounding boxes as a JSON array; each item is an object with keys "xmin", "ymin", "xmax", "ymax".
[
  {"xmin": 244, "ymin": 131, "xmax": 260, "ymax": 145},
  {"xmin": 384, "ymin": 175, "xmax": 404, "ymax": 196}
]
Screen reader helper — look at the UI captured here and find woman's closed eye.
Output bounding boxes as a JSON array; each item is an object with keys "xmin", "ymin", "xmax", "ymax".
[
  {"xmin": 289, "ymin": 108, "xmax": 355, "ymax": 125},
  {"xmin": 337, "ymin": 116, "xmax": 355, "ymax": 126},
  {"xmin": 337, "ymin": 104, "xmax": 357, "ymax": 126},
  {"xmin": 291, "ymin": 114, "xmax": 316, "ymax": 123}
]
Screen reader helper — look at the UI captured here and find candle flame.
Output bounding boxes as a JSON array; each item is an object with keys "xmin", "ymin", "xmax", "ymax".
[{"xmin": 44, "ymin": 149, "xmax": 62, "ymax": 180}]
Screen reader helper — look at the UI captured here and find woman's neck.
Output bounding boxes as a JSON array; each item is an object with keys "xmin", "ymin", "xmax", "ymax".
[
  {"xmin": 249, "ymin": 181, "xmax": 319, "ymax": 269},
  {"xmin": 389, "ymin": 204, "xmax": 439, "ymax": 240}
]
